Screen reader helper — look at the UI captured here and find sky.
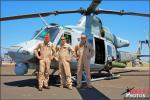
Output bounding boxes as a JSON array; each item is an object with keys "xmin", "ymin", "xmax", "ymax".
[{"xmin": 1, "ymin": 0, "xmax": 150, "ymax": 61}]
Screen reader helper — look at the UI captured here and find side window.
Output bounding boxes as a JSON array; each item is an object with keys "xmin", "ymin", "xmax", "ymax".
[
  {"xmin": 64, "ymin": 33, "xmax": 72, "ymax": 44},
  {"xmin": 57, "ymin": 33, "xmax": 72, "ymax": 45},
  {"xmin": 107, "ymin": 45, "xmax": 112, "ymax": 56}
]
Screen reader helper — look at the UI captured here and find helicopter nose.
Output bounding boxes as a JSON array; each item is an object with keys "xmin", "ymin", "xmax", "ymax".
[
  {"xmin": 7, "ymin": 46, "xmax": 30, "ymax": 62},
  {"xmin": 7, "ymin": 46, "xmax": 22, "ymax": 60}
]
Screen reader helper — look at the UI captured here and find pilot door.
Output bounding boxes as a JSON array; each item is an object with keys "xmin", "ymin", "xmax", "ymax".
[{"xmin": 94, "ymin": 37, "xmax": 105, "ymax": 64}]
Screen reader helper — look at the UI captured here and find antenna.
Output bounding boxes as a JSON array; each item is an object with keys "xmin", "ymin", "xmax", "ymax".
[{"xmin": 39, "ymin": 14, "xmax": 49, "ymax": 27}]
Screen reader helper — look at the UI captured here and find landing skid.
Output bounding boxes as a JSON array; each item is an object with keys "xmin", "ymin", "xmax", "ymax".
[
  {"xmin": 72, "ymin": 72, "xmax": 120, "ymax": 83},
  {"xmin": 91, "ymin": 74, "xmax": 120, "ymax": 81},
  {"xmin": 33, "ymin": 69, "xmax": 120, "ymax": 84}
]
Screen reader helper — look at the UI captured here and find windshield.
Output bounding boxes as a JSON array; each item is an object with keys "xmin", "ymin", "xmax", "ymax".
[{"xmin": 34, "ymin": 27, "xmax": 59, "ymax": 42}]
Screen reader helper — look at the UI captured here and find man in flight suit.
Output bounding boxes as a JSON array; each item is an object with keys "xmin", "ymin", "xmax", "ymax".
[
  {"xmin": 34, "ymin": 34, "xmax": 55, "ymax": 91},
  {"xmin": 75, "ymin": 34, "xmax": 94, "ymax": 88},
  {"xmin": 57, "ymin": 36, "xmax": 74, "ymax": 90}
]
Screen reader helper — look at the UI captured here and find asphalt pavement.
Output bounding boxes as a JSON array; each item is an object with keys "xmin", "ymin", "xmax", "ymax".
[{"xmin": 0, "ymin": 65, "xmax": 149, "ymax": 100}]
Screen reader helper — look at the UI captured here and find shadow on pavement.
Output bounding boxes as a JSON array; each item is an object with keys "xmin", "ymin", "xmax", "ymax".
[
  {"xmin": 4, "ymin": 75, "xmax": 60, "ymax": 88},
  {"xmin": 77, "ymin": 86, "xmax": 110, "ymax": 100},
  {"xmin": 4, "ymin": 78, "xmax": 37, "ymax": 88}
]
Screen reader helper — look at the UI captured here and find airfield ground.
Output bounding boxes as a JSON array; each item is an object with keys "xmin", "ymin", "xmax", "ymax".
[{"xmin": 0, "ymin": 64, "xmax": 149, "ymax": 100}]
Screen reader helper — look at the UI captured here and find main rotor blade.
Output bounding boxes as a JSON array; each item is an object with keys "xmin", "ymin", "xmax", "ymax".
[
  {"xmin": 95, "ymin": 9, "xmax": 150, "ymax": 17},
  {"xmin": 0, "ymin": 10, "xmax": 82, "ymax": 21},
  {"xmin": 86, "ymin": 0, "xmax": 102, "ymax": 15},
  {"xmin": 0, "ymin": 13, "xmax": 49, "ymax": 21}
]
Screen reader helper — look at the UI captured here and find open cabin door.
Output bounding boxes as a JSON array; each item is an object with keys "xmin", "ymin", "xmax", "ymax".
[{"xmin": 94, "ymin": 37, "xmax": 105, "ymax": 64}]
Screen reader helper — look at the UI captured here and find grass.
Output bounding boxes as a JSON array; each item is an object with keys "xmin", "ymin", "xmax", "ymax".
[
  {"xmin": 127, "ymin": 61, "xmax": 150, "ymax": 67},
  {"xmin": 112, "ymin": 61, "xmax": 149, "ymax": 68}
]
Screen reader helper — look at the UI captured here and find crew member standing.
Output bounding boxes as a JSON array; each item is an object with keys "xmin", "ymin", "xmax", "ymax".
[
  {"xmin": 75, "ymin": 34, "xmax": 94, "ymax": 88},
  {"xmin": 34, "ymin": 34, "xmax": 55, "ymax": 91},
  {"xmin": 57, "ymin": 36, "xmax": 74, "ymax": 90}
]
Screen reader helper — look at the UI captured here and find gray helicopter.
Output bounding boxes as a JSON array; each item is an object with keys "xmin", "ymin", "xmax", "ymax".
[{"xmin": 1, "ymin": 0, "xmax": 149, "ymax": 80}]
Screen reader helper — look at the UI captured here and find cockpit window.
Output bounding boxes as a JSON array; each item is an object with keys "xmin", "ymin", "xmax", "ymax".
[{"xmin": 35, "ymin": 27, "xmax": 59, "ymax": 42}]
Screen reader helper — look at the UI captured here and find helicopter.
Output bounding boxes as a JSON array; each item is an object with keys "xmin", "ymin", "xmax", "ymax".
[
  {"xmin": 131, "ymin": 39, "xmax": 150, "ymax": 67},
  {"xmin": 1, "ymin": 0, "xmax": 150, "ymax": 81}
]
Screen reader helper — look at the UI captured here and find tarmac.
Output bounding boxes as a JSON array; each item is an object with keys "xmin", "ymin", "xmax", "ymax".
[{"xmin": 0, "ymin": 64, "xmax": 149, "ymax": 100}]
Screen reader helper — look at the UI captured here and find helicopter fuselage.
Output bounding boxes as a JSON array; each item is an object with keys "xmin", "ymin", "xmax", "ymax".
[{"xmin": 7, "ymin": 16, "xmax": 138, "ymax": 75}]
